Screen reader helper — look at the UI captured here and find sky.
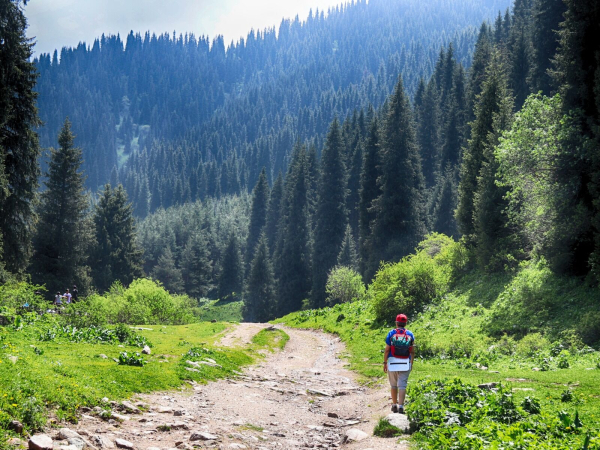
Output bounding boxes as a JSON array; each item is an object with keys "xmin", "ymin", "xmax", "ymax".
[{"xmin": 25, "ymin": 0, "xmax": 343, "ymax": 56}]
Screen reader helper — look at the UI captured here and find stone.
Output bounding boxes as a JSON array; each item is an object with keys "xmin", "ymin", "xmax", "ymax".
[
  {"xmin": 90, "ymin": 436, "xmax": 115, "ymax": 449},
  {"xmin": 189, "ymin": 432, "xmax": 218, "ymax": 441},
  {"xmin": 114, "ymin": 439, "xmax": 133, "ymax": 450},
  {"xmin": 98, "ymin": 354, "xmax": 108, "ymax": 359},
  {"xmin": 229, "ymin": 445, "xmax": 247, "ymax": 449},
  {"xmin": 9, "ymin": 420, "xmax": 23, "ymax": 435},
  {"xmin": 142, "ymin": 346, "xmax": 151, "ymax": 355},
  {"xmin": 343, "ymin": 429, "xmax": 368, "ymax": 443},
  {"xmin": 101, "ymin": 398, "xmax": 109, "ymax": 403},
  {"xmin": 57, "ymin": 430, "xmax": 81, "ymax": 441},
  {"xmin": 478, "ymin": 382, "xmax": 499, "ymax": 390},
  {"xmin": 157, "ymin": 406, "xmax": 173, "ymax": 414},
  {"xmin": 110, "ymin": 413, "xmax": 130, "ymax": 422},
  {"xmin": 29, "ymin": 435, "xmax": 53, "ymax": 450},
  {"xmin": 170, "ymin": 422, "xmax": 189, "ymax": 430},
  {"xmin": 120, "ymin": 401, "xmax": 140, "ymax": 414},
  {"xmin": 173, "ymin": 410, "xmax": 183, "ymax": 417},
  {"xmin": 184, "ymin": 368, "xmax": 199, "ymax": 373},
  {"xmin": 327, "ymin": 412, "xmax": 339, "ymax": 419},
  {"xmin": 66, "ymin": 438, "xmax": 86, "ymax": 450},
  {"xmin": 7, "ymin": 438, "xmax": 24, "ymax": 446},
  {"xmin": 385, "ymin": 413, "xmax": 411, "ymax": 434},
  {"xmin": 147, "ymin": 448, "xmax": 161, "ymax": 450},
  {"xmin": 8, "ymin": 355, "xmax": 18, "ymax": 364}
]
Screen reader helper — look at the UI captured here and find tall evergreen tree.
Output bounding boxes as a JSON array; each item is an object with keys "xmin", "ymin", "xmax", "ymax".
[
  {"xmin": 457, "ymin": 54, "xmax": 507, "ymax": 240},
  {"xmin": 150, "ymin": 247, "xmax": 184, "ymax": 294},
  {"xmin": 265, "ymin": 172, "xmax": 283, "ymax": 255},
  {"xmin": 358, "ymin": 115, "xmax": 382, "ymax": 280},
  {"xmin": 432, "ymin": 167, "xmax": 459, "ymax": 239},
  {"xmin": 30, "ymin": 119, "xmax": 93, "ymax": 293},
  {"xmin": 370, "ymin": 77, "xmax": 426, "ymax": 269},
  {"xmin": 311, "ymin": 118, "xmax": 348, "ymax": 308},
  {"xmin": 0, "ymin": 0, "xmax": 41, "ymax": 273},
  {"xmin": 218, "ymin": 232, "xmax": 243, "ymax": 301},
  {"xmin": 467, "ymin": 23, "xmax": 493, "ymax": 123},
  {"xmin": 91, "ymin": 184, "xmax": 144, "ymax": 292},
  {"xmin": 416, "ymin": 79, "xmax": 442, "ymax": 187},
  {"xmin": 346, "ymin": 141, "xmax": 363, "ymax": 239},
  {"xmin": 337, "ymin": 224, "xmax": 359, "ymax": 271},
  {"xmin": 180, "ymin": 231, "xmax": 213, "ymax": 299},
  {"xmin": 277, "ymin": 143, "xmax": 311, "ymax": 316},
  {"xmin": 243, "ymin": 233, "xmax": 276, "ymax": 322},
  {"xmin": 246, "ymin": 168, "xmax": 269, "ymax": 271}
]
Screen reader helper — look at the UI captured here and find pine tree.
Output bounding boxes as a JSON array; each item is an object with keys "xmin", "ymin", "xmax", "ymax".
[
  {"xmin": 150, "ymin": 247, "xmax": 184, "ymax": 294},
  {"xmin": 30, "ymin": 119, "xmax": 93, "ymax": 293},
  {"xmin": 337, "ymin": 224, "xmax": 359, "ymax": 270},
  {"xmin": 0, "ymin": 0, "xmax": 41, "ymax": 273},
  {"xmin": 358, "ymin": 115, "xmax": 382, "ymax": 280},
  {"xmin": 457, "ymin": 54, "xmax": 507, "ymax": 240},
  {"xmin": 370, "ymin": 77, "xmax": 426, "ymax": 268},
  {"xmin": 180, "ymin": 231, "xmax": 213, "ymax": 298},
  {"xmin": 218, "ymin": 232, "xmax": 243, "ymax": 301},
  {"xmin": 243, "ymin": 233, "xmax": 275, "ymax": 322},
  {"xmin": 277, "ymin": 143, "xmax": 311, "ymax": 316},
  {"xmin": 91, "ymin": 184, "xmax": 144, "ymax": 292},
  {"xmin": 416, "ymin": 79, "xmax": 442, "ymax": 187},
  {"xmin": 467, "ymin": 23, "xmax": 493, "ymax": 123},
  {"xmin": 246, "ymin": 168, "xmax": 269, "ymax": 271},
  {"xmin": 346, "ymin": 141, "xmax": 363, "ymax": 239},
  {"xmin": 311, "ymin": 118, "xmax": 348, "ymax": 308},
  {"xmin": 432, "ymin": 167, "xmax": 459, "ymax": 239}
]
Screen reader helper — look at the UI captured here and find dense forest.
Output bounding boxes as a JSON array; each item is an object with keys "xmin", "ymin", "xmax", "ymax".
[{"xmin": 1, "ymin": 0, "xmax": 599, "ymax": 326}]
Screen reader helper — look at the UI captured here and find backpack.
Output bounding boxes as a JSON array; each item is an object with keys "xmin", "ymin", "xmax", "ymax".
[{"xmin": 390, "ymin": 328, "xmax": 412, "ymax": 358}]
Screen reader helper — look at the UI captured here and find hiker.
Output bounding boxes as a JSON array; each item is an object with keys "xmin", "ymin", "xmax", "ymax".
[
  {"xmin": 63, "ymin": 288, "xmax": 72, "ymax": 304},
  {"xmin": 54, "ymin": 291, "xmax": 63, "ymax": 306},
  {"xmin": 72, "ymin": 285, "xmax": 78, "ymax": 303},
  {"xmin": 383, "ymin": 313, "xmax": 415, "ymax": 414}
]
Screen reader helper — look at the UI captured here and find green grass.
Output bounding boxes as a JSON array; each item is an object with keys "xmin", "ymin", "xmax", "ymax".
[
  {"xmin": 373, "ymin": 417, "xmax": 403, "ymax": 437},
  {"xmin": 197, "ymin": 299, "xmax": 243, "ymax": 322},
  {"xmin": 273, "ymin": 275, "xmax": 600, "ymax": 449},
  {"xmin": 251, "ymin": 328, "xmax": 289, "ymax": 352}
]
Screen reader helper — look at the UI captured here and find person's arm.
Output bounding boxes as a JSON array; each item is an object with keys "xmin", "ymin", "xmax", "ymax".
[{"xmin": 383, "ymin": 344, "xmax": 391, "ymax": 373}]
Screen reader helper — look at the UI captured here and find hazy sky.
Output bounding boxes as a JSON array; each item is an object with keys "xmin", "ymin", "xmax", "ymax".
[{"xmin": 25, "ymin": 0, "xmax": 343, "ymax": 56}]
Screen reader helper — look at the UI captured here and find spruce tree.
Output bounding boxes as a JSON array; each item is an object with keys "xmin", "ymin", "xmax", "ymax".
[
  {"xmin": 346, "ymin": 141, "xmax": 363, "ymax": 239},
  {"xmin": 218, "ymin": 232, "xmax": 243, "ymax": 301},
  {"xmin": 31, "ymin": 119, "xmax": 93, "ymax": 293},
  {"xmin": 265, "ymin": 172, "xmax": 283, "ymax": 255},
  {"xmin": 311, "ymin": 118, "xmax": 348, "ymax": 308},
  {"xmin": 416, "ymin": 79, "xmax": 442, "ymax": 188},
  {"xmin": 432, "ymin": 167, "xmax": 459, "ymax": 239},
  {"xmin": 0, "ymin": 0, "xmax": 41, "ymax": 273},
  {"xmin": 467, "ymin": 23, "xmax": 493, "ymax": 123},
  {"xmin": 243, "ymin": 233, "xmax": 275, "ymax": 322},
  {"xmin": 246, "ymin": 168, "xmax": 269, "ymax": 271},
  {"xmin": 337, "ymin": 224, "xmax": 359, "ymax": 271},
  {"xmin": 457, "ymin": 54, "xmax": 507, "ymax": 240},
  {"xmin": 91, "ymin": 184, "xmax": 144, "ymax": 292},
  {"xmin": 277, "ymin": 143, "xmax": 311, "ymax": 316},
  {"xmin": 370, "ymin": 77, "xmax": 426, "ymax": 268},
  {"xmin": 150, "ymin": 247, "xmax": 184, "ymax": 294},
  {"xmin": 180, "ymin": 231, "xmax": 213, "ymax": 299},
  {"xmin": 358, "ymin": 116, "xmax": 382, "ymax": 280}
]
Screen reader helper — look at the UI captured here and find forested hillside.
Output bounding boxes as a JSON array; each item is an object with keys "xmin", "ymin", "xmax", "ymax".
[{"xmin": 34, "ymin": 0, "xmax": 510, "ymax": 213}]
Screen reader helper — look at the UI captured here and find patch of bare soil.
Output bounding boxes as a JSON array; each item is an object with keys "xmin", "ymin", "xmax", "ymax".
[{"xmin": 46, "ymin": 324, "xmax": 409, "ymax": 450}]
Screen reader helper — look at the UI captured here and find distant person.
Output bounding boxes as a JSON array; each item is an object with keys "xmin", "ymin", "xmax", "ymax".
[
  {"xmin": 63, "ymin": 288, "xmax": 72, "ymax": 304},
  {"xmin": 54, "ymin": 291, "xmax": 62, "ymax": 306},
  {"xmin": 72, "ymin": 285, "xmax": 78, "ymax": 303},
  {"xmin": 383, "ymin": 313, "xmax": 415, "ymax": 414}
]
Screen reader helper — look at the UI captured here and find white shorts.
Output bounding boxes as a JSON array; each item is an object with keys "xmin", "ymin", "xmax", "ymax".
[{"xmin": 388, "ymin": 370, "xmax": 411, "ymax": 389}]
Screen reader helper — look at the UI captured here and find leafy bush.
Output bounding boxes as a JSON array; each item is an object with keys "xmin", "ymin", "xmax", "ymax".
[
  {"xmin": 516, "ymin": 333, "xmax": 549, "ymax": 358},
  {"xmin": 65, "ymin": 279, "xmax": 200, "ymax": 325},
  {"xmin": 0, "ymin": 282, "xmax": 47, "ymax": 312},
  {"xmin": 118, "ymin": 351, "xmax": 147, "ymax": 366},
  {"xmin": 370, "ymin": 235, "xmax": 453, "ymax": 324},
  {"xmin": 325, "ymin": 266, "xmax": 366, "ymax": 305}
]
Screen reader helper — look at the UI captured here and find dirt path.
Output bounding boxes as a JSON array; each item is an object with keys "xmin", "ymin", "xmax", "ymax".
[{"xmin": 59, "ymin": 324, "xmax": 409, "ymax": 450}]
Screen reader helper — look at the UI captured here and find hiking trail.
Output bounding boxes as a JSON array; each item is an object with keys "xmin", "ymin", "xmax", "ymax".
[{"xmin": 42, "ymin": 324, "xmax": 410, "ymax": 450}]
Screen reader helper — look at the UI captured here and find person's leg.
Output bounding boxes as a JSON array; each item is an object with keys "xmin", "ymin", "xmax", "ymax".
[
  {"xmin": 398, "ymin": 389, "xmax": 406, "ymax": 406},
  {"xmin": 390, "ymin": 387, "xmax": 398, "ymax": 404},
  {"xmin": 388, "ymin": 371, "xmax": 399, "ymax": 411},
  {"xmin": 397, "ymin": 371, "xmax": 411, "ymax": 412}
]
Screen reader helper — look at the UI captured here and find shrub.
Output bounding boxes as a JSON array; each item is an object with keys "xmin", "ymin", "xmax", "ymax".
[
  {"xmin": 370, "ymin": 235, "xmax": 453, "ymax": 324},
  {"xmin": 516, "ymin": 333, "xmax": 549, "ymax": 358},
  {"xmin": 325, "ymin": 266, "xmax": 366, "ymax": 306}
]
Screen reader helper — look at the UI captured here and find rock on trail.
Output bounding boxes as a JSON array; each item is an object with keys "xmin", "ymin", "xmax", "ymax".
[{"xmin": 48, "ymin": 323, "xmax": 408, "ymax": 449}]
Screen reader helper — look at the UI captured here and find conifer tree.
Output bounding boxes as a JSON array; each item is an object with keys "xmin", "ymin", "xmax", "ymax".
[
  {"xmin": 359, "ymin": 116, "xmax": 382, "ymax": 280},
  {"xmin": 416, "ymin": 80, "xmax": 442, "ymax": 187},
  {"xmin": 337, "ymin": 224, "xmax": 359, "ymax": 271},
  {"xmin": 370, "ymin": 77, "xmax": 426, "ymax": 268},
  {"xmin": 91, "ymin": 184, "xmax": 144, "ymax": 292},
  {"xmin": 31, "ymin": 119, "xmax": 93, "ymax": 293},
  {"xmin": 277, "ymin": 143, "xmax": 311, "ymax": 316},
  {"xmin": 243, "ymin": 233, "xmax": 275, "ymax": 322},
  {"xmin": 218, "ymin": 232, "xmax": 243, "ymax": 301},
  {"xmin": 150, "ymin": 247, "xmax": 184, "ymax": 294},
  {"xmin": 265, "ymin": 172, "xmax": 283, "ymax": 255},
  {"xmin": 457, "ymin": 54, "xmax": 507, "ymax": 240},
  {"xmin": 311, "ymin": 118, "xmax": 348, "ymax": 308},
  {"xmin": 0, "ymin": 0, "xmax": 41, "ymax": 273},
  {"xmin": 180, "ymin": 231, "xmax": 213, "ymax": 298},
  {"xmin": 467, "ymin": 23, "xmax": 493, "ymax": 123},
  {"xmin": 432, "ymin": 167, "xmax": 459, "ymax": 239},
  {"xmin": 246, "ymin": 168, "xmax": 269, "ymax": 271},
  {"xmin": 346, "ymin": 141, "xmax": 363, "ymax": 238}
]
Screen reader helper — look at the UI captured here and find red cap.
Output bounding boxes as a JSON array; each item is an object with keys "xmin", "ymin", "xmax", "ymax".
[{"xmin": 396, "ymin": 314, "xmax": 408, "ymax": 323}]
